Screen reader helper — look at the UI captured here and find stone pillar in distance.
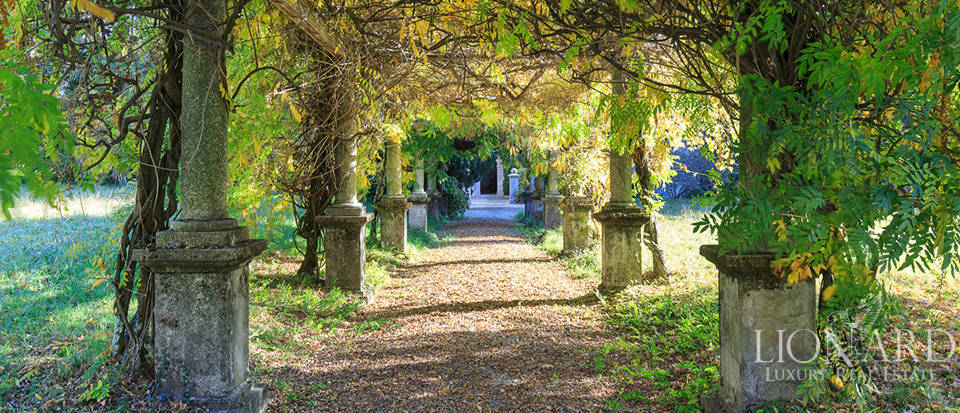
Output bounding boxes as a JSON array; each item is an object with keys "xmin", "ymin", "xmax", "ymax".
[
  {"xmin": 560, "ymin": 195, "xmax": 593, "ymax": 253},
  {"xmin": 543, "ymin": 163, "xmax": 563, "ymax": 229},
  {"xmin": 523, "ymin": 172, "xmax": 535, "ymax": 218},
  {"xmin": 426, "ymin": 159, "xmax": 441, "ymax": 222},
  {"xmin": 531, "ymin": 174, "xmax": 545, "ymax": 224},
  {"xmin": 508, "ymin": 168, "xmax": 521, "ymax": 203},
  {"xmin": 408, "ymin": 157, "xmax": 429, "ymax": 232},
  {"xmin": 317, "ymin": 135, "xmax": 374, "ymax": 299},
  {"xmin": 698, "ymin": 246, "xmax": 817, "ymax": 413},
  {"xmin": 496, "ymin": 158, "xmax": 505, "ymax": 196},
  {"xmin": 375, "ymin": 139, "xmax": 409, "ymax": 252},
  {"xmin": 132, "ymin": 0, "xmax": 268, "ymax": 409},
  {"xmin": 595, "ymin": 148, "xmax": 648, "ymax": 292}
]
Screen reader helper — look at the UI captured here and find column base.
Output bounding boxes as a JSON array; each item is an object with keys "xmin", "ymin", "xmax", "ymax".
[
  {"xmin": 133, "ymin": 239, "xmax": 268, "ymax": 412},
  {"xmin": 594, "ymin": 206, "xmax": 649, "ymax": 292},
  {"xmin": 427, "ymin": 190, "xmax": 441, "ymax": 222},
  {"xmin": 182, "ymin": 379, "xmax": 269, "ymax": 413},
  {"xmin": 522, "ymin": 192, "xmax": 534, "ymax": 219},
  {"xmin": 316, "ymin": 213, "xmax": 374, "ymax": 300},
  {"xmin": 699, "ymin": 245, "xmax": 818, "ymax": 413},
  {"xmin": 560, "ymin": 196, "xmax": 593, "ymax": 253},
  {"xmin": 408, "ymin": 195, "xmax": 429, "ymax": 232},
  {"xmin": 375, "ymin": 197, "xmax": 411, "ymax": 253},
  {"xmin": 531, "ymin": 195, "xmax": 544, "ymax": 224},
  {"xmin": 543, "ymin": 195, "xmax": 563, "ymax": 229}
]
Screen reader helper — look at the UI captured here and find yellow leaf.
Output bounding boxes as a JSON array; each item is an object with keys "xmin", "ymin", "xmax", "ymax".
[
  {"xmin": 75, "ymin": 0, "xmax": 115, "ymax": 23},
  {"xmin": 830, "ymin": 375, "xmax": 844, "ymax": 389},
  {"xmin": 766, "ymin": 157, "xmax": 781, "ymax": 174},
  {"xmin": 821, "ymin": 285, "xmax": 837, "ymax": 302},
  {"xmin": 288, "ymin": 102, "xmax": 302, "ymax": 122}
]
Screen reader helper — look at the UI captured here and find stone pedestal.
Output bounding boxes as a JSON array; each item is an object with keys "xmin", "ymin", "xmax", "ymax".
[
  {"xmin": 560, "ymin": 196, "xmax": 593, "ymax": 253},
  {"xmin": 134, "ymin": 238, "xmax": 268, "ymax": 413},
  {"xmin": 316, "ymin": 213, "xmax": 373, "ymax": 298},
  {"xmin": 522, "ymin": 191, "xmax": 533, "ymax": 219},
  {"xmin": 594, "ymin": 207, "xmax": 649, "ymax": 292},
  {"xmin": 375, "ymin": 196, "xmax": 410, "ymax": 252},
  {"xmin": 543, "ymin": 196, "xmax": 562, "ymax": 229},
  {"xmin": 409, "ymin": 158, "xmax": 429, "ymax": 231},
  {"xmin": 543, "ymin": 167, "xmax": 562, "ymax": 229},
  {"xmin": 426, "ymin": 161, "xmax": 441, "ymax": 222},
  {"xmin": 699, "ymin": 245, "xmax": 818, "ymax": 413},
  {"xmin": 496, "ymin": 158, "xmax": 504, "ymax": 196},
  {"xmin": 509, "ymin": 169, "xmax": 521, "ymax": 203},
  {"xmin": 408, "ymin": 195, "xmax": 429, "ymax": 232},
  {"xmin": 438, "ymin": 195, "xmax": 448, "ymax": 218},
  {"xmin": 531, "ymin": 196, "xmax": 544, "ymax": 224},
  {"xmin": 531, "ymin": 175, "xmax": 545, "ymax": 224}
]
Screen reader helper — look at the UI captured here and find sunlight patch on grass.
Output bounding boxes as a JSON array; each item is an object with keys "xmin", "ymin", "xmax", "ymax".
[{"xmin": 6, "ymin": 185, "xmax": 133, "ymax": 220}]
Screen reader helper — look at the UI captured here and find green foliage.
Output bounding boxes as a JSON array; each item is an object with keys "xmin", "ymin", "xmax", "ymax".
[
  {"xmin": 408, "ymin": 226, "xmax": 442, "ymax": 250},
  {"xmin": 440, "ymin": 177, "xmax": 469, "ymax": 219},
  {"xmin": 363, "ymin": 261, "xmax": 390, "ymax": 292},
  {"xmin": 512, "ymin": 212, "xmax": 561, "ymax": 253},
  {"xmin": 594, "ymin": 290, "xmax": 720, "ymax": 410},
  {"xmin": 0, "ymin": 50, "xmax": 72, "ymax": 218},
  {"xmin": 695, "ymin": 1, "xmax": 960, "ymax": 280},
  {"xmin": 250, "ymin": 284, "xmax": 363, "ymax": 337},
  {"xmin": 565, "ymin": 249, "xmax": 600, "ymax": 279}
]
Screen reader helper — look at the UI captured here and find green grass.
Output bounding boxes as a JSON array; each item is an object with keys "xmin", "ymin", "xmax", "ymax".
[{"xmin": 0, "ymin": 188, "xmax": 126, "ymax": 409}]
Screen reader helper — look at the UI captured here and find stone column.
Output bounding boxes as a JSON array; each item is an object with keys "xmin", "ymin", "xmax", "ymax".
[
  {"xmin": 508, "ymin": 168, "xmax": 521, "ymax": 204},
  {"xmin": 316, "ymin": 135, "xmax": 374, "ymax": 299},
  {"xmin": 375, "ymin": 140, "xmax": 409, "ymax": 252},
  {"xmin": 132, "ymin": 0, "xmax": 268, "ymax": 410},
  {"xmin": 543, "ymin": 163, "xmax": 563, "ymax": 229},
  {"xmin": 595, "ymin": 147, "xmax": 648, "ymax": 292},
  {"xmin": 532, "ymin": 175, "xmax": 545, "ymax": 224},
  {"xmin": 496, "ymin": 158, "xmax": 505, "ymax": 196},
  {"xmin": 426, "ymin": 159, "xmax": 441, "ymax": 222},
  {"xmin": 560, "ymin": 195, "xmax": 593, "ymax": 252},
  {"xmin": 408, "ymin": 157, "xmax": 429, "ymax": 232},
  {"xmin": 699, "ymin": 246, "xmax": 817, "ymax": 413}
]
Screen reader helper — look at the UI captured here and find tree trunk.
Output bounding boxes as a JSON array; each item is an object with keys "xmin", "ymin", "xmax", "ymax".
[
  {"xmin": 632, "ymin": 138, "xmax": 669, "ymax": 279},
  {"xmin": 111, "ymin": 13, "xmax": 183, "ymax": 376}
]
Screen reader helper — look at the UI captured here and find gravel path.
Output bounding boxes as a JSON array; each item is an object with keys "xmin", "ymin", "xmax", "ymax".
[{"xmin": 263, "ymin": 217, "xmax": 621, "ymax": 412}]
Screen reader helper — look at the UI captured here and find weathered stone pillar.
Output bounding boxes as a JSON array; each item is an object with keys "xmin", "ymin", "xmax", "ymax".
[
  {"xmin": 560, "ymin": 195, "xmax": 593, "ymax": 252},
  {"xmin": 543, "ymin": 164, "xmax": 563, "ymax": 229},
  {"xmin": 595, "ymin": 148, "xmax": 648, "ymax": 292},
  {"xmin": 375, "ymin": 140, "xmax": 409, "ymax": 252},
  {"xmin": 408, "ymin": 157, "xmax": 429, "ymax": 232},
  {"xmin": 699, "ymin": 246, "xmax": 817, "ymax": 413},
  {"xmin": 523, "ymin": 173, "xmax": 535, "ymax": 218},
  {"xmin": 496, "ymin": 158, "xmax": 505, "ymax": 196},
  {"xmin": 426, "ymin": 160, "xmax": 441, "ymax": 222},
  {"xmin": 508, "ymin": 168, "xmax": 521, "ymax": 203},
  {"xmin": 532, "ymin": 175, "xmax": 545, "ymax": 224},
  {"xmin": 317, "ymin": 135, "xmax": 374, "ymax": 299},
  {"xmin": 132, "ymin": 0, "xmax": 267, "ymax": 410}
]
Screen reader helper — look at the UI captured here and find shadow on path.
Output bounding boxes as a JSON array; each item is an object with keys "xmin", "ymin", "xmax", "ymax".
[{"xmin": 368, "ymin": 293, "xmax": 600, "ymax": 319}]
